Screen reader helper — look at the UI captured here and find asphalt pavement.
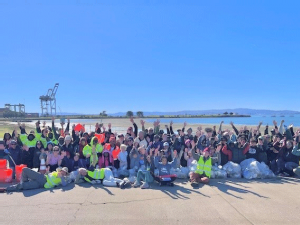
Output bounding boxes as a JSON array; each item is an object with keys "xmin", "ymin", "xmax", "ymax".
[{"xmin": 1, "ymin": 177, "xmax": 300, "ymax": 225}]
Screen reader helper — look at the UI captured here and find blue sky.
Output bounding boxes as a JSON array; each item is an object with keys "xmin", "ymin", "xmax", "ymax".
[{"xmin": 1, "ymin": 0, "xmax": 299, "ymax": 114}]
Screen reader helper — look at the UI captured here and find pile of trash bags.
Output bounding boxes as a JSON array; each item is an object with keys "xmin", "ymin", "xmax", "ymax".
[
  {"xmin": 222, "ymin": 162, "xmax": 242, "ymax": 178},
  {"xmin": 170, "ymin": 167, "xmax": 190, "ymax": 179},
  {"xmin": 240, "ymin": 158, "xmax": 275, "ymax": 179},
  {"xmin": 211, "ymin": 166, "xmax": 227, "ymax": 179}
]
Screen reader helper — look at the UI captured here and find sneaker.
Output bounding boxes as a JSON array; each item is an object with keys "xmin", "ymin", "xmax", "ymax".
[
  {"xmin": 133, "ymin": 182, "xmax": 141, "ymax": 188},
  {"xmin": 167, "ymin": 182, "xmax": 174, "ymax": 187},
  {"xmin": 0, "ymin": 187, "xmax": 6, "ymax": 193},
  {"xmin": 141, "ymin": 182, "xmax": 150, "ymax": 189},
  {"xmin": 191, "ymin": 182, "xmax": 199, "ymax": 188},
  {"xmin": 119, "ymin": 180, "xmax": 126, "ymax": 189},
  {"xmin": 6, "ymin": 184, "xmax": 22, "ymax": 192}
]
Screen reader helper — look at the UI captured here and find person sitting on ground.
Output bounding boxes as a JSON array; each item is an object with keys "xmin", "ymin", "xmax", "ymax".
[
  {"xmin": 129, "ymin": 147, "xmax": 140, "ymax": 176},
  {"xmin": 133, "ymin": 151, "xmax": 155, "ymax": 189},
  {"xmin": 189, "ymin": 147, "xmax": 212, "ymax": 186},
  {"xmin": 98, "ymin": 149, "xmax": 114, "ymax": 169},
  {"xmin": 118, "ymin": 144, "xmax": 129, "ymax": 177},
  {"xmin": 154, "ymin": 148, "xmax": 178, "ymax": 186},
  {"xmin": 283, "ymin": 139, "xmax": 300, "ymax": 176},
  {"xmin": 32, "ymin": 141, "xmax": 46, "ymax": 169},
  {"xmin": 6, "ymin": 166, "xmax": 69, "ymax": 192},
  {"xmin": 46, "ymin": 146, "xmax": 63, "ymax": 172}
]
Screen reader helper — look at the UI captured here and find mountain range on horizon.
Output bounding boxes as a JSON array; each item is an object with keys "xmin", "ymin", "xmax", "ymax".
[{"xmin": 55, "ymin": 108, "xmax": 300, "ymax": 116}]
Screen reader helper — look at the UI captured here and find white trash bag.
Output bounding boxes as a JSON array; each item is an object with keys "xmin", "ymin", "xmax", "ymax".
[
  {"xmin": 240, "ymin": 158, "xmax": 275, "ymax": 179},
  {"xmin": 223, "ymin": 161, "xmax": 242, "ymax": 178},
  {"xmin": 211, "ymin": 166, "xmax": 227, "ymax": 179},
  {"xmin": 189, "ymin": 160, "xmax": 198, "ymax": 172}
]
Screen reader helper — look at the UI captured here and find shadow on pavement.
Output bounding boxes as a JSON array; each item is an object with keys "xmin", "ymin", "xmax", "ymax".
[
  {"xmin": 208, "ymin": 177, "xmax": 299, "ymax": 199},
  {"xmin": 150, "ymin": 181, "xmax": 210, "ymax": 200},
  {"xmin": 209, "ymin": 180, "xmax": 269, "ymax": 199},
  {"xmin": 77, "ymin": 182, "xmax": 115, "ymax": 195}
]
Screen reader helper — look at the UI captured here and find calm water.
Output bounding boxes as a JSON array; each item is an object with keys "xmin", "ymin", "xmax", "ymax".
[
  {"xmin": 146, "ymin": 115, "xmax": 300, "ymax": 127},
  {"xmin": 22, "ymin": 115, "xmax": 300, "ymax": 133}
]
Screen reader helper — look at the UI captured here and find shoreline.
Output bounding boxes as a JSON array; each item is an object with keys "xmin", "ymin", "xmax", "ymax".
[{"xmin": 2, "ymin": 118, "xmax": 299, "ymax": 136}]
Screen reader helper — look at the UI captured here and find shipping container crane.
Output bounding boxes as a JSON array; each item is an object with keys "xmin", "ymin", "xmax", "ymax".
[{"xmin": 39, "ymin": 83, "xmax": 59, "ymax": 116}]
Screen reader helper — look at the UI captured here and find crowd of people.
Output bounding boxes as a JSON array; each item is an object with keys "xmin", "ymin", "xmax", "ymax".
[{"xmin": 1, "ymin": 117, "xmax": 300, "ymax": 192}]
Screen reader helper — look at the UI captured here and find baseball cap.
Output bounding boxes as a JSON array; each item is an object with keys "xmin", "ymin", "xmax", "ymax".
[
  {"xmin": 205, "ymin": 128, "xmax": 213, "ymax": 133},
  {"xmin": 203, "ymin": 147, "xmax": 210, "ymax": 153},
  {"xmin": 128, "ymin": 137, "xmax": 134, "ymax": 141}
]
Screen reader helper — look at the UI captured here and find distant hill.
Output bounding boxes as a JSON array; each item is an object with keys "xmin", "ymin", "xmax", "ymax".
[{"xmin": 108, "ymin": 108, "xmax": 300, "ymax": 117}]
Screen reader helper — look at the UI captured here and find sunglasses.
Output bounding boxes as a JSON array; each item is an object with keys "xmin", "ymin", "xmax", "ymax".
[
  {"xmin": 54, "ymin": 150, "xmax": 59, "ymax": 152},
  {"xmin": 11, "ymin": 143, "xmax": 16, "ymax": 145}
]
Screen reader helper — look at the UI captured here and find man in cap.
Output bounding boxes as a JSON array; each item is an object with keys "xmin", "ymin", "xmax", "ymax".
[
  {"xmin": 6, "ymin": 167, "xmax": 69, "ymax": 192},
  {"xmin": 190, "ymin": 147, "xmax": 212, "ymax": 186},
  {"xmin": 196, "ymin": 127, "xmax": 213, "ymax": 152},
  {"xmin": 147, "ymin": 134, "xmax": 163, "ymax": 154},
  {"xmin": 5, "ymin": 140, "xmax": 22, "ymax": 177},
  {"xmin": 160, "ymin": 142, "xmax": 172, "ymax": 162}
]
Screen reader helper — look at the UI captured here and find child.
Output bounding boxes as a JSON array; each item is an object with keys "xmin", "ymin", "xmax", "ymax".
[
  {"xmin": 154, "ymin": 149, "xmax": 177, "ymax": 186},
  {"xmin": 138, "ymin": 146, "xmax": 147, "ymax": 170},
  {"xmin": 129, "ymin": 148, "xmax": 139, "ymax": 176},
  {"xmin": 118, "ymin": 144, "xmax": 129, "ymax": 177},
  {"xmin": 133, "ymin": 153, "xmax": 155, "ymax": 189},
  {"xmin": 184, "ymin": 148, "xmax": 195, "ymax": 168},
  {"xmin": 73, "ymin": 153, "xmax": 87, "ymax": 171},
  {"xmin": 118, "ymin": 144, "xmax": 128, "ymax": 170},
  {"xmin": 98, "ymin": 149, "xmax": 114, "ymax": 169}
]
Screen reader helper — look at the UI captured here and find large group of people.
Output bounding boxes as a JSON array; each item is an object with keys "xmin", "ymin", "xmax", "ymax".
[{"xmin": 1, "ymin": 117, "xmax": 300, "ymax": 192}]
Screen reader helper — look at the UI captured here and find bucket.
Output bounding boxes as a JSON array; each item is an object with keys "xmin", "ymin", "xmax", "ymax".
[
  {"xmin": 0, "ymin": 169, "xmax": 13, "ymax": 183},
  {"xmin": 0, "ymin": 159, "xmax": 7, "ymax": 169},
  {"xmin": 15, "ymin": 164, "xmax": 27, "ymax": 182}
]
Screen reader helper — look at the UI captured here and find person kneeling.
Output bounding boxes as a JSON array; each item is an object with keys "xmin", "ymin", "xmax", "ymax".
[
  {"xmin": 189, "ymin": 147, "xmax": 212, "ymax": 187},
  {"xmin": 6, "ymin": 167, "xmax": 69, "ymax": 192}
]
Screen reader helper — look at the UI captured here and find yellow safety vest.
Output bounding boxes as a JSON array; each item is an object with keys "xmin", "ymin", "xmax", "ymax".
[
  {"xmin": 196, "ymin": 156, "xmax": 212, "ymax": 178},
  {"xmin": 84, "ymin": 169, "xmax": 105, "ymax": 182},
  {"xmin": 44, "ymin": 172, "xmax": 62, "ymax": 188}
]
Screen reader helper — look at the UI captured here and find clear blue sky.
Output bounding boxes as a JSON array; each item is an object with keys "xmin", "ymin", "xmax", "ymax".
[{"xmin": 1, "ymin": 0, "xmax": 299, "ymax": 114}]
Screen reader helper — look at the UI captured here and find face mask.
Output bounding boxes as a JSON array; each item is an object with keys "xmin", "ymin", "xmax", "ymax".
[
  {"xmin": 59, "ymin": 140, "xmax": 64, "ymax": 145},
  {"xmin": 28, "ymin": 134, "xmax": 35, "ymax": 141},
  {"xmin": 48, "ymin": 133, "xmax": 53, "ymax": 139}
]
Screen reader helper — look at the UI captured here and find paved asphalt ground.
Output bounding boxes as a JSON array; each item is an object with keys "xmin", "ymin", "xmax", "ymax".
[{"xmin": 1, "ymin": 177, "xmax": 300, "ymax": 225}]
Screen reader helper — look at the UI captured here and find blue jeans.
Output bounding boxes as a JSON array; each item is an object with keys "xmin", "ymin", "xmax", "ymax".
[
  {"xmin": 285, "ymin": 162, "xmax": 298, "ymax": 171},
  {"xmin": 136, "ymin": 170, "xmax": 154, "ymax": 184}
]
